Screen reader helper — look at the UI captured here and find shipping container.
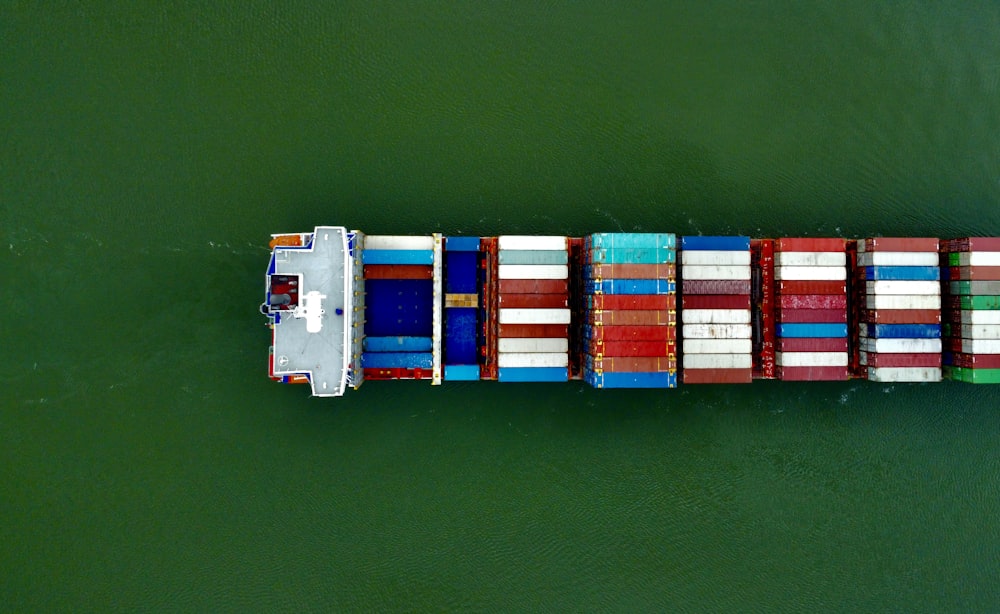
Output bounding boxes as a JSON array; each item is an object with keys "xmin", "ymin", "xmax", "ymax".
[
  {"xmin": 943, "ymin": 352, "xmax": 1000, "ymax": 369},
  {"xmin": 776, "ymin": 366, "xmax": 848, "ymax": 381},
  {"xmin": 775, "ymin": 252, "xmax": 847, "ymax": 267},
  {"xmin": 585, "ymin": 263, "xmax": 675, "ymax": 280},
  {"xmin": 364, "ymin": 264, "xmax": 434, "ymax": 280},
  {"xmin": 499, "ymin": 279, "xmax": 569, "ymax": 295},
  {"xmin": 775, "ymin": 308, "xmax": 847, "ymax": 323},
  {"xmin": 679, "ymin": 339, "xmax": 753, "ymax": 354},
  {"xmin": 584, "ymin": 279, "xmax": 676, "ymax": 295},
  {"xmin": 955, "ymin": 310, "xmax": 1000, "ymax": 325},
  {"xmin": 363, "ymin": 336, "xmax": 433, "ymax": 352},
  {"xmin": 443, "ymin": 364, "xmax": 481, "ymax": 381},
  {"xmin": 860, "ymin": 309, "xmax": 941, "ymax": 324},
  {"xmin": 957, "ymin": 252, "xmax": 1000, "ymax": 267},
  {"xmin": 680, "ymin": 250, "xmax": 752, "ymax": 266},
  {"xmin": 944, "ymin": 338, "xmax": 1000, "ymax": 354},
  {"xmin": 588, "ymin": 247, "xmax": 676, "ymax": 264},
  {"xmin": 682, "ymin": 368, "xmax": 753, "ymax": 384},
  {"xmin": 681, "ymin": 324, "xmax": 753, "ymax": 339},
  {"xmin": 949, "ymin": 281, "xmax": 1000, "ymax": 296},
  {"xmin": 861, "ymin": 266, "xmax": 940, "ymax": 281},
  {"xmin": 867, "ymin": 367, "xmax": 942, "ymax": 382},
  {"xmin": 775, "ymin": 337, "xmax": 848, "ymax": 352},
  {"xmin": 361, "ymin": 352, "xmax": 434, "ymax": 369},
  {"xmin": 498, "ymin": 249, "xmax": 568, "ymax": 265},
  {"xmin": 856, "ymin": 252, "xmax": 939, "ymax": 267},
  {"xmin": 778, "ymin": 294, "xmax": 847, "ymax": 309},
  {"xmin": 681, "ymin": 294, "xmax": 751, "ymax": 310},
  {"xmin": 865, "ymin": 295, "xmax": 941, "ymax": 310},
  {"xmin": 863, "ymin": 323, "xmax": 941, "ymax": 339},
  {"xmin": 497, "ymin": 367, "xmax": 569, "ymax": 382},
  {"xmin": 681, "ymin": 236, "xmax": 751, "ymax": 251},
  {"xmin": 497, "ymin": 235, "xmax": 568, "ymax": 251},
  {"xmin": 444, "ymin": 236, "xmax": 481, "ymax": 252},
  {"xmin": 680, "ymin": 280, "xmax": 752, "ymax": 295},
  {"xmin": 445, "ymin": 251, "xmax": 478, "ymax": 293},
  {"xmin": 498, "ymin": 324, "xmax": 569, "ymax": 338},
  {"xmin": 945, "ymin": 366, "xmax": 1000, "ymax": 384},
  {"xmin": 365, "ymin": 235, "xmax": 435, "ymax": 250},
  {"xmin": 859, "ymin": 338, "xmax": 942, "ymax": 353},
  {"xmin": 776, "ymin": 323, "xmax": 849, "ymax": 338},
  {"xmin": 863, "ymin": 237, "xmax": 940, "ymax": 252},
  {"xmin": 947, "ymin": 237, "xmax": 1000, "ymax": 251},
  {"xmin": 944, "ymin": 295, "xmax": 1000, "ymax": 310},
  {"xmin": 774, "ymin": 266, "xmax": 846, "ymax": 281},
  {"xmin": 361, "ymin": 249, "xmax": 435, "ymax": 266},
  {"xmin": 681, "ymin": 309, "xmax": 752, "ymax": 324},
  {"xmin": 497, "ymin": 353, "xmax": 569, "ymax": 368},
  {"xmin": 364, "ymin": 279, "xmax": 433, "ymax": 337},
  {"xmin": 776, "ymin": 352, "xmax": 848, "ymax": 367},
  {"xmin": 591, "ymin": 341, "xmax": 677, "ymax": 357},
  {"xmin": 498, "ymin": 308, "xmax": 572, "ymax": 325},
  {"xmin": 865, "ymin": 280, "xmax": 940, "ymax": 295},
  {"xmin": 445, "ymin": 308, "xmax": 478, "ymax": 364},
  {"xmin": 585, "ymin": 370, "xmax": 678, "ymax": 389},
  {"xmin": 681, "ymin": 265, "xmax": 752, "ymax": 280},
  {"xmin": 774, "ymin": 238, "xmax": 846, "ymax": 252},
  {"xmin": 682, "ymin": 353, "xmax": 752, "ymax": 369},
  {"xmin": 945, "ymin": 266, "xmax": 1000, "ymax": 281},
  {"xmin": 954, "ymin": 324, "xmax": 1000, "ymax": 339},
  {"xmin": 586, "ymin": 355, "xmax": 677, "ymax": 372},
  {"xmin": 587, "ymin": 294, "xmax": 676, "ymax": 310},
  {"xmin": 498, "ymin": 294, "xmax": 569, "ymax": 309},
  {"xmin": 588, "ymin": 232, "xmax": 676, "ymax": 250},
  {"xmin": 861, "ymin": 352, "xmax": 941, "ymax": 368},
  {"xmin": 498, "ymin": 338, "xmax": 569, "ymax": 353},
  {"xmin": 497, "ymin": 264, "xmax": 569, "ymax": 280},
  {"xmin": 587, "ymin": 310, "xmax": 675, "ymax": 326},
  {"xmin": 776, "ymin": 280, "xmax": 846, "ymax": 295},
  {"xmin": 587, "ymin": 325, "xmax": 676, "ymax": 342}
]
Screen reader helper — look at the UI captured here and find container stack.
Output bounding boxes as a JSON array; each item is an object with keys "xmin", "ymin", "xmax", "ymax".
[
  {"xmin": 581, "ymin": 233, "xmax": 677, "ymax": 388},
  {"xmin": 360, "ymin": 235, "xmax": 435, "ymax": 378},
  {"xmin": 941, "ymin": 237, "xmax": 1000, "ymax": 384},
  {"xmin": 680, "ymin": 236, "xmax": 753, "ymax": 384},
  {"xmin": 442, "ymin": 237, "xmax": 482, "ymax": 381},
  {"xmin": 496, "ymin": 236, "xmax": 571, "ymax": 382},
  {"xmin": 773, "ymin": 238, "xmax": 849, "ymax": 381},
  {"xmin": 857, "ymin": 237, "xmax": 942, "ymax": 382}
]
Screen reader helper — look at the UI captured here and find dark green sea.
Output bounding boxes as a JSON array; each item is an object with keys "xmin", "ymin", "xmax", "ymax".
[{"xmin": 3, "ymin": 2, "xmax": 1000, "ymax": 611}]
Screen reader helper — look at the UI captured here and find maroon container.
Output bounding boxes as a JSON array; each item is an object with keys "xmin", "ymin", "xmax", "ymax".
[
  {"xmin": 498, "ymin": 324, "xmax": 569, "ymax": 338},
  {"xmin": 498, "ymin": 279, "xmax": 569, "ymax": 295},
  {"xmin": 589, "ymin": 326, "xmax": 677, "ymax": 342},
  {"xmin": 863, "ymin": 237, "xmax": 939, "ymax": 252},
  {"xmin": 776, "ymin": 308, "xmax": 848, "ymax": 323},
  {"xmin": 948, "ymin": 237, "xmax": 1000, "ymax": 251},
  {"xmin": 947, "ymin": 352, "xmax": 1000, "ymax": 368},
  {"xmin": 498, "ymin": 293, "xmax": 568, "ymax": 308},
  {"xmin": 774, "ymin": 238, "xmax": 847, "ymax": 252},
  {"xmin": 775, "ymin": 338, "xmax": 848, "ymax": 352},
  {"xmin": 588, "ymin": 356, "xmax": 676, "ymax": 372},
  {"xmin": 776, "ymin": 366, "xmax": 849, "ymax": 381},
  {"xmin": 777, "ymin": 280, "xmax": 847, "ymax": 295},
  {"xmin": 681, "ymin": 280, "xmax": 752, "ymax": 295},
  {"xmin": 778, "ymin": 294, "xmax": 847, "ymax": 309},
  {"xmin": 588, "ymin": 310, "xmax": 675, "ymax": 326},
  {"xmin": 860, "ymin": 309, "xmax": 941, "ymax": 324},
  {"xmin": 947, "ymin": 266, "xmax": 1000, "ymax": 281},
  {"xmin": 589, "ymin": 294, "xmax": 676, "ymax": 310},
  {"xmin": 681, "ymin": 294, "xmax": 752, "ymax": 309},
  {"xmin": 363, "ymin": 264, "xmax": 433, "ymax": 280},
  {"xmin": 682, "ymin": 368, "xmax": 753, "ymax": 384},
  {"xmin": 862, "ymin": 352, "xmax": 941, "ymax": 368},
  {"xmin": 587, "ymin": 263, "xmax": 675, "ymax": 280}
]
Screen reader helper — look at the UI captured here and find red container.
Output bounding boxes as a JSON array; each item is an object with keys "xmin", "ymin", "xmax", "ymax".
[
  {"xmin": 947, "ymin": 352, "xmax": 1000, "ymax": 368},
  {"xmin": 947, "ymin": 266, "xmax": 1000, "ymax": 281},
  {"xmin": 860, "ymin": 309, "xmax": 941, "ymax": 324},
  {"xmin": 589, "ymin": 356, "xmax": 676, "ymax": 372},
  {"xmin": 948, "ymin": 237, "xmax": 1000, "ymax": 251},
  {"xmin": 682, "ymin": 368, "xmax": 753, "ymax": 384},
  {"xmin": 681, "ymin": 280, "xmax": 752, "ymax": 295},
  {"xmin": 588, "ymin": 310, "xmax": 675, "ymax": 326},
  {"xmin": 498, "ymin": 324, "xmax": 568, "ymax": 338},
  {"xmin": 775, "ymin": 338, "xmax": 848, "ymax": 352},
  {"xmin": 777, "ymin": 280, "xmax": 847, "ymax": 295},
  {"xmin": 363, "ymin": 367, "xmax": 433, "ymax": 380},
  {"xmin": 774, "ymin": 238, "xmax": 846, "ymax": 252},
  {"xmin": 863, "ymin": 237, "xmax": 939, "ymax": 252},
  {"xmin": 498, "ymin": 293, "xmax": 568, "ymax": 308},
  {"xmin": 863, "ymin": 352, "xmax": 941, "ymax": 368},
  {"xmin": 778, "ymin": 294, "xmax": 847, "ymax": 309},
  {"xmin": 589, "ymin": 294, "xmax": 676, "ymax": 310},
  {"xmin": 776, "ymin": 308, "xmax": 847, "ymax": 323},
  {"xmin": 498, "ymin": 279, "xmax": 569, "ymax": 295},
  {"xmin": 588, "ymin": 326, "xmax": 676, "ymax": 342},
  {"xmin": 591, "ymin": 341, "xmax": 677, "ymax": 357},
  {"xmin": 776, "ymin": 366, "xmax": 849, "ymax": 381},
  {"xmin": 681, "ymin": 294, "xmax": 751, "ymax": 309},
  {"xmin": 363, "ymin": 264, "xmax": 433, "ymax": 280},
  {"xmin": 587, "ymin": 263, "xmax": 675, "ymax": 280}
]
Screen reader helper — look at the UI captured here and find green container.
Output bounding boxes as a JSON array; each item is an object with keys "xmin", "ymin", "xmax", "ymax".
[
  {"xmin": 948, "ymin": 366, "xmax": 1000, "ymax": 384},
  {"xmin": 498, "ymin": 249, "xmax": 568, "ymax": 265},
  {"xmin": 958, "ymin": 295, "xmax": 1000, "ymax": 310},
  {"xmin": 948, "ymin": 252, "xmax": 962, "ymax": 266}
]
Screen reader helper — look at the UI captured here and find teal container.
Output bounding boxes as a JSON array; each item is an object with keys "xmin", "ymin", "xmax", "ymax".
[
  {"xmin": 587, "ymin": 247, "xmax": 676, "ymax": 264},
  {"xmin": 498, "ymin": 249, "xmax": 568, "ymax": 265},
  {"xmin": 589, "ymin": 233, "xmax": 676, "ymax": 250}
]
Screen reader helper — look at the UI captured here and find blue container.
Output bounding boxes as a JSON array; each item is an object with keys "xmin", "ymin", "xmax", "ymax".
[
  {"xmin": 587, "ymin": 247, "xmax": 676, "ymax": 265},
  {"xmin": 589, "ymin": 233, "xmax": 676, "ymax": 250},
  {"xmin": 445, "ymin": 308, "xmax": 478, "ymax": 365},
  {"xmin": 444, "ymin": 364, "xmax": 480, "ymax": 381},
  {"xmin": 863, "ymin": 266, "xmax": 940, "ymax": 281},
  {"xmin": 361, "ymin": 249, "xmax": 435, "ymax": 265},
  {"xmin": 681, "ymin": 236, "xmax": 751, "ymax": 251},
  {"xmin": 864, "ymin": 323, "xmax": 942, "ymax": 339},
  {"xmin": 776, "ymin": 323, "xmax": 849, "ymax": 338},
  {"xmin": 498, "ymin": 367, "xmax": 569, "ymax": 383},
  {"xmin": 363, "ymin": 279, "xmax": 433, "ymax": 337},
  {"xmin": 445, "ymin": 236, "xmax": 480, "ymax": 252},
  {"xmin": 445, "ymin": 251, "xmax": 478, "ymax": 294},
  {"xmin": 361, "ymin": 352, "xmax": 433, "ymax": 369},
  {"xmin": 585, "ymin": 370, "xmax": 677, "ymax": 389},
  {"xmin": 584, "ymin": 279, "xmax": 675, "ymax": 295},
  {"xmin": 363, "ymin": 336, "xmax": 433, "ymax": 352}
]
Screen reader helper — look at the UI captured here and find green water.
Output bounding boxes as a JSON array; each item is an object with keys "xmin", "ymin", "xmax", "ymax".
[{"xmin": 4, "ymin": 2, "xmax": 1000, "ymax": 611}]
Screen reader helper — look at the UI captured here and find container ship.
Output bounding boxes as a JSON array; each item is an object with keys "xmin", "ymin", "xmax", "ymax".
[{"xmin": 261, "ymin": 227, "xmax": 1000, "ymax": 396}]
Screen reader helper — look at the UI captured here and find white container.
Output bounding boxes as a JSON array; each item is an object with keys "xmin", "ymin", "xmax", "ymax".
[
  {"xmin": 867, "ymin": 367, "xmax": 941, "ymax": 382},
  {"xmin": 682, "ymin": 324, "xmax": 752, "ymax": 339},
  {"xmin": 856, "ymin": 252, "xmax": 939, "ymax": 266},
  {"xmin": 499, "ymin": 308, "xmax": 571, "ymax": 324},
  {"xmin": 682, "ymin": 353, "xmax": 752, "ymax": 369},
  {"xmin": 859, "ymin": 338, "xmax": 942, "ymax": 353},
  {"xmin": 680, "ymin": 265, "xmax": 751, "ymax": 280},
  {"xmin": 774, "ymin": 266, "xmax": 846, "ymax": 281},
  {"xmin": 776, "ymin": 252, "xmax": 846, "ymax": 267},
  {"xmin": 865, "ymin": 295, "xmax": 940, "ymax": 310},
  {"xmin": 959, "ymin": 324, "xmax": 1000, "ymax": 340},
  {"xmin": 681, "ymin": 339, "xmax": 753, "ymax": 354},
  {"xmin": 681, "ymin": 309, "xmax": 751, "ymax": 324},
  {"xmin": 776, "ymin": 351, "xmax": 848, "ymax": 367},
  {"xmin": 960, "ymin": 310, "xmax": 1000, "ymax": 325},
  {"xmin": 958, "ymin": 251, "xmax": 1000, "ymax": 266},
  {"xmin": 958, "ymin": 339, "xmax": 1000, "ymax": 353},
  {"xmin": 497, "ymin": 264, "xmax": 569, "ymax": 280},
  {"xmin": 364, "ymin": 235, "xmax": 434, "ymax": 250},
  {"xmin": 498, "ymin": 235, "xmax": 568, "ymax": 251},
  {"xmin": 680, "ymin": 250, "xmax": 751, "ymax": 266},
  {"xmin": 497, "ymin": 352, "xmax": 569, "ymax": 368},
  {"xmin": 498, "ymin": 338, "xmax": 568, "ymax": 353},
  {"xmin": 864, "ymin": 281, "xmax": 941, "ymax": 295}
]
